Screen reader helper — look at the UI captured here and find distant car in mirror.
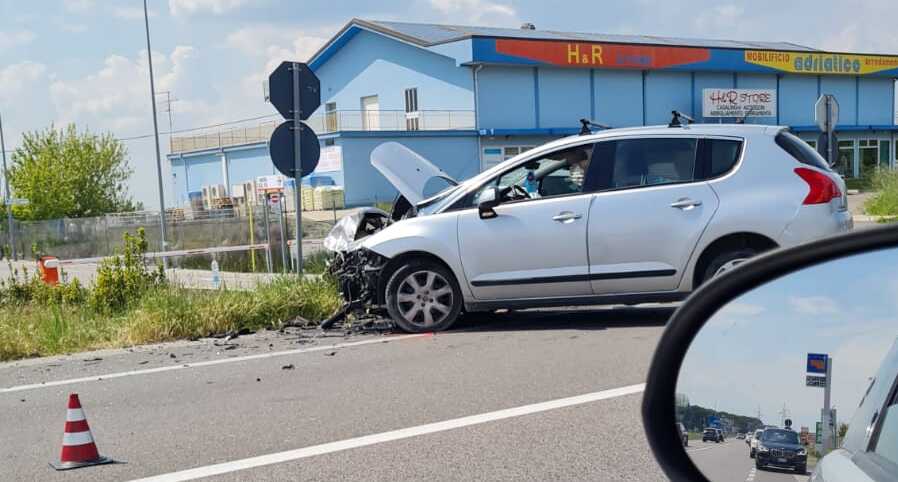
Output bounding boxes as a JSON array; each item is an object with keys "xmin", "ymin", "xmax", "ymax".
[
  {"xmin": 749, "ymin": 429, "xmax": 763, "ymax": 457},
  {"xmin": 640, "ymin": 225, "xmax": 898, "ymax": 481},
  {"xmin": 702, "ymin": 428, "xmax": 721, "ymax": 443},
  {"xmin": 677, "ymin": 423, "xmax": 689, "ymax": 447},
  {"xmin": 755, "ymin": 428, "xmax": 807, "ymax": 473}
]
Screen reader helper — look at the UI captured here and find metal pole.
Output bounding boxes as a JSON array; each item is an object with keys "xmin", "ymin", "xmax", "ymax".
[
  {"xmin": 0, "ymin": 112, "xmax": 15, "ymax": 260},
  {"xmin": 291, "ymin": 63, "xmax": 303, "ymax": 273},
  {"xmin": 823, "ymin": 357, "xmax": 833, "ymax": 454},
  {"xmin": 826, "ymin": 98, "xmax": 834, "ymax": 166},
  {"xmin": 278, "ymin": 195, "xmax": 288, "ymax": 273},
  {"xmin": 143, "ymin": 0, "xmax": 168, "ymax": 269},
  {"xmin": 263, "ymin": 194, "xmax": 273, "ymax": 273}
]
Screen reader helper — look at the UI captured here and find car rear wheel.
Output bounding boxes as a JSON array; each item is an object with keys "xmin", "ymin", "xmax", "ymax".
[
  {"xmin": 385, "ymin": 259, "xmax": 462, "ymax": 333},
  {"xmin": 701, "ymin": 249, "xmax": 757, "ymax": 284}
]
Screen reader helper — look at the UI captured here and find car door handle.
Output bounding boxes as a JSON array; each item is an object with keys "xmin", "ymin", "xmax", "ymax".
[
  {"xmin": 670, "ymin": 198, "xmax": 702, "ymax": 210},
  {"xmin": 552, "ymin": 211, "xmax": 582, "ymax": 223}
]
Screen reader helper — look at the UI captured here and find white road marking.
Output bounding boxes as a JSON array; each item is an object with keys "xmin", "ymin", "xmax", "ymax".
[
  {"xmin": 687, "ymin": 441, "xmax": 733, "ymax": 454},
  {"xmin": 746, "ymin": 466, "xmax": 756, "ymax": 482},
  {"xmin": 0, "ymin": 334, "xmax": 428, "ymax": 394},
  {"xmin": 130, "ymin": 383, "xmax": 646, "ymax": 482}
]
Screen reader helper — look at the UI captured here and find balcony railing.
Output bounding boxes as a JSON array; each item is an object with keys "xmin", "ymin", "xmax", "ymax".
[
  {"xmin": 169, "ymin": 110, "xmax": 476, "ymax": 154},
  {"xmin": 305, "ymin": 109, "xmax": 476, "ymax": 134}
]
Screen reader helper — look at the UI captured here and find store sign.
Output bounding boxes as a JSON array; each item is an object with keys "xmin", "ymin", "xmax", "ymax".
[
  {"xmin": 494, "ymin": 39, "xmax": 710, "ymax": 69},
  {"xmin": 256, "ymin": 175, "xmax": 284, "ymax": 193},
  {"xmin": 745, "ymin": 50, "xmax": 898, "ymax": 75},
  {"xmin": 317, "ymin": 146, "xmax": 343, "ymax": 172},
  {"xmin": 702, "ymin": 89, "xmax": 776, "ymax": 118}
]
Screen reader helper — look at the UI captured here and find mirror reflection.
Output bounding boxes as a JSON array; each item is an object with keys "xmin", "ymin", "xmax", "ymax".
[{"xmin": 677, "ymin": 247, "xmax": 898, "ymax": 481}]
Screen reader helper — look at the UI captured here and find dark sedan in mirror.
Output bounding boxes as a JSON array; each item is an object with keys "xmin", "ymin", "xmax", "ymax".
[{"xmin": 643, "ymin": 225, "xmax": 898, "ymax": 482}]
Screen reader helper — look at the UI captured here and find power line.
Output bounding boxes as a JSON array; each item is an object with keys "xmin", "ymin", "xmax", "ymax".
[{"xmin": 0, "ymin": 113, "xmax": 280, "ymax": 153}]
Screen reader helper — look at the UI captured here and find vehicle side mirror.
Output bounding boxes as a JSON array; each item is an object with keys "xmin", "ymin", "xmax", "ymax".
[
  {"xmin": 641, "ymin": 226, "xmax": 898, "ymax": 481},
  {"xmin": 478, "ymin": 187, "xmax": 501, "ymax": 219}
]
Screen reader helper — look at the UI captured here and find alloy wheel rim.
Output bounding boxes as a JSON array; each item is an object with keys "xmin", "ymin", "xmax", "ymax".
[
  {"xmin": 396, "ymin": 270, "xmax": 454, "ymax": 327},
  {"xmin": 714, "ymin": 258, "xmax": 748, "ymax": 278}
]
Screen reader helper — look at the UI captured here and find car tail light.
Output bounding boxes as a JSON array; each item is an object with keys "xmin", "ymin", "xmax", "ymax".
[{"xmin": 794, "ymin": 167, "xmax": 841, "ymax": 205}]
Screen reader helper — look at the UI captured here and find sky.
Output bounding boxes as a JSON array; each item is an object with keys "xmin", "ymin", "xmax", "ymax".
[
  {"xmin": 3, "ymin": 0, "xmax": 898, "ymax": 208},
  {"xmin": 677, "ymin": 246, "xmax": 898, "ymax": 434}
]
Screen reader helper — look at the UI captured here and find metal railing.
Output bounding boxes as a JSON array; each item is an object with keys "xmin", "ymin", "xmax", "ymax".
[
  {"xmin": 169, "ymin": 110, "xmax": 476, "ymax": 154},
  {"xmin": 305, "ymin": 109, "xmax": 475, "ymax": 134}
]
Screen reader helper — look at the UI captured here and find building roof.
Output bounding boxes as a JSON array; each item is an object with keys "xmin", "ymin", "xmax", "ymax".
[{"xmin": 356, "ymin": 19, "xmax": 818, "ymax": 52}]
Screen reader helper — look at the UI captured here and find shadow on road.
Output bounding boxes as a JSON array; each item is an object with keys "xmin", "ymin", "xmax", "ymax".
[{"xmin": 452, "ymin": 305, "xmax": 676, "ymax": 333}]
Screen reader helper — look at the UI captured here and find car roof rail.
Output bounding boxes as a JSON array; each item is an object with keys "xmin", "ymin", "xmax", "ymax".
[
  {"xmin": 669, "ymin": 111, "xmax": 695, "ymax": 128},
  {"xmin": 579, "ymin": 118, "xmax": 612, "ymax": 136}
]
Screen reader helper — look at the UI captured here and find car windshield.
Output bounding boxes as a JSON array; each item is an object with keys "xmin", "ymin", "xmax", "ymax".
[{"xmin": 762, "ymin": 429, "xmax": 799, "ymax": 444}]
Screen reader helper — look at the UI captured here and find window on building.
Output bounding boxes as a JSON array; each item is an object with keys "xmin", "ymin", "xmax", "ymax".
[
  {"xmin": 838, "ymin": 140, "xmax": 855, "ymax": 178},
  {"xmin": 404, "ymin": 88, "xmax": 419, "ymax": 131},
  {"xmin": 360, "ymin": 95, "xmax": 379, "ymax": 130},
  {"xmin": 324, "ymin": 138, "xmax": 335, "ymax": 146},
  {"xmin": 879, "ymin": 140, "xmax": 891, "ymax": 169},
  {"xmin": 608, "ymin": 138, "xmax": 698, "ymax": 189},
  {"xmin": 324, "ymin": 102, "xmax": 337, "ymax": 132},
  {"xmin": 860, "ymin": 139, "xmax": 879, "ymax": 178}
]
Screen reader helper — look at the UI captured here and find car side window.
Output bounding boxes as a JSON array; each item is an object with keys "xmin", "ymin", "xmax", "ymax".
[
  {"xmin": 608, "ymin": 138, "xmax": 697, "ymax": 189},
  {"xmin": 872, "ymin": 380, "xmax": 898, "ymax": 467},
  {"xmin": 706, "ymin": 139, "xmax": 743, "ymax": 178},
  {"xmin": 454, "ymin": 144, "xmax": 595, "ymax": 209}
]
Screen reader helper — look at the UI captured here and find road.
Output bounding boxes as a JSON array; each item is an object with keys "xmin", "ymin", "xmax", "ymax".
[
  {"xmin": 0, "ymin": 307, "xmax": 672, "ymax": 481},
  {"xmin": 688, "ymin": 438, "xmax": 812, "ymax": 482}
]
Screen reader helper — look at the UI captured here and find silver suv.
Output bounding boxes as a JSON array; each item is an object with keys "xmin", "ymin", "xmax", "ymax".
[{"xmin": 330, "ymin": 124, "xmax": 853, "ymax": 332}]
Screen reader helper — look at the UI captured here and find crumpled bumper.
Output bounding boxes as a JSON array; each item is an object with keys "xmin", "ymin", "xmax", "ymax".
[{"xmin": 327, "ymin": 247, "xmax": 390, "ymax": 312}]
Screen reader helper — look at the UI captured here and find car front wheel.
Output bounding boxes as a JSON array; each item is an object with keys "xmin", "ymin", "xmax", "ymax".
[
  {"xmin": 701, "ymin": 248, "xmax": 757, "ymax": 284},
  {"xmin": 385, "ymin": 259, "xmax": 463, "ymax": 333}
]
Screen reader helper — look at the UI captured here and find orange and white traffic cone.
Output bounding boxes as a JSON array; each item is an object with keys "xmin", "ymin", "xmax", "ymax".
[{"xmin": 49, "ymin": 393, "xmax": 113, "ymax": 470}]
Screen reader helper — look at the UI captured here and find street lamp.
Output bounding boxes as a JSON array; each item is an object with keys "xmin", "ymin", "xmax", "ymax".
[{"xmin": 143, "ymin": 0, "xmax": 169, "ymax": 266}]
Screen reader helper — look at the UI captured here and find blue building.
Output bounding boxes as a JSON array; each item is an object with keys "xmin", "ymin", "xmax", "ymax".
[{"xmin": 168, "ymin": 19, "xmax": 898, "ymax": 208}]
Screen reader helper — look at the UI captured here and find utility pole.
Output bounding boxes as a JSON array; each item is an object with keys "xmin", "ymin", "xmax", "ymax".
[
  {"xmin": 823, "ymin": 357, "xmax": 834, "ymax": 454},
  {"xmin": 778, "ymin": 403, "xmax": 790, "ymax": 428},
  {"xmin": 0, "ymin": 112, "xmax": 15, "ymax": 260},
  {"xmin": 155, "ymin": 90, "xmax": 176, "ymax": 152},
  {"xmin": 143, "ymin": 0, "xmax": 169, "ymax": 267}
]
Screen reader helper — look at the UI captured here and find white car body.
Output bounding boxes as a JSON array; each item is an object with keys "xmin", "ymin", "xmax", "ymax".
[{"xmin": 351, "ymin": 124, "xmax": 852, "ymax": 332}]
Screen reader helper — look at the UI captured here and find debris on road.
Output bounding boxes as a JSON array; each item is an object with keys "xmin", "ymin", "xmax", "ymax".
[
  {"xmin": 324, "ymin": 351, "xmax": 337, "ymax": 357},
  {"xmin": 82, "ymin": 357, "xmax": 103, "ymax": 363},
  {"xmin": 281, "ymin": 364, "xmax": 295, "ymax": 370}
]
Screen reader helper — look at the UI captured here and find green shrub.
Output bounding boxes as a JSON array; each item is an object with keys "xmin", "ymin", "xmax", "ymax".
[
  {"xmin": 864, "ymin": 169, "xmax": 898, "ymax": 219},
  {"xmin": 90, "ymin": 228, "xmax": 165, "ymax": 312}
]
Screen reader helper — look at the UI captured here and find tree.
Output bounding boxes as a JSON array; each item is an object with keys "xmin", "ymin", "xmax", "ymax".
[
  {"xmin": 9, "ymin": 124, "xmax": 138, "ymax": 220},
  {"xmin": 838, "ymin": 423, "xmax": 849, "ymax": 441}
]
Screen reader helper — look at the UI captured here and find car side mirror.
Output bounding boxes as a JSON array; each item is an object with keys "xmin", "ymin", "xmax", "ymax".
[
  {"xmin": 642, "ymin": 226, "xmax": 898, "ymax": 481},
  {"xmin": 478, "ymin": 187, "xmax": 501, "ymax": 219}
]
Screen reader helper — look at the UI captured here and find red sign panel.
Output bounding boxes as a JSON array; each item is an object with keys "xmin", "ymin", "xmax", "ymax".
[{"xmin": 495, "ymin": 39, "xmax": 710, "ymax": 70}]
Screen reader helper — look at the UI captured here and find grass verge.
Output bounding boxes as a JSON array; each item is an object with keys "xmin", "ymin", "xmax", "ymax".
[
  {"xmin": 864, "ymin": 169, "xmax": 898, "ymax": 218},
  {"xmin": 0, "ymin": 276, "xmax": 341, "ymax": 361}
]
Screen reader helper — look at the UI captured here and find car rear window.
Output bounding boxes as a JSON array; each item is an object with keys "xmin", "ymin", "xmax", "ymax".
[{"xmin": 775, "ymin": 131, "xmax": 832, "ymax": 171}]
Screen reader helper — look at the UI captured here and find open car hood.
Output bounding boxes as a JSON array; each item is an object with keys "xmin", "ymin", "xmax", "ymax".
[{"xmin": 370, "ymin": 142, "xmax": 456, "ymax": 205}]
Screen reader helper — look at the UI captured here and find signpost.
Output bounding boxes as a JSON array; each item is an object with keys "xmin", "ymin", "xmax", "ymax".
[
  {"xmin": 815, "ymin": 95, "xmax": 839, "ymax": 166},
  {"xmin": 266, "ymin": 61, "xmax": 321, "ymax": 273},
  {"xmin": 807, "ymin": 353, "xmax": 834, "ymax": 454}
]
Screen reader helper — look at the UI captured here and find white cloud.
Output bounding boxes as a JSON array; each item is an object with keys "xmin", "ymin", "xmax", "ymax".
[
  {"xmin": 429, "ymin": 0, "xmax": 518, "ymax": 25},
  {"xmin": 0, "ymin": 62, "xmax": 47, "ymax": 100},
  {"xmin": 60, "ymin": 22, "xmax": 89, "ymax": 33},
  {"xmin": 63, "ymin": 0, "xmax": 95, "ymax": 12},
  {"xmin": 169, "ymin": 0, "xmax": 249, "ymax": 16},
  {"xmin": 0, "ymin": 30, "xmax": 36, "ymax": 51},
  {"xmin": 114, "ymin": 6, "xmax": 156, "ymax": 20},
  {"xmin": 692, "ymin": 5, "xmax": 745, "ymax": 34},
  {"xmin": 717, "ymin": 302, "xmax": 765, "ymax": 318},
  {"xmin": 789, "ymin": 296, "xmax": 841, "ymax": 316},
  {"xmin": 225, "ymin": 25, "xmax": 329, "ymax": 103}
]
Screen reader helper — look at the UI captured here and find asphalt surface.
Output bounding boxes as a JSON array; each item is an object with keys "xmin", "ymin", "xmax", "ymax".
[
  {"xmin": 688, "ymin": 438, "xmax": 812, "ymax": 482},
  {"xmin": 0, "ymin": 307, "xmax": 672, "ymax": 481}
]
